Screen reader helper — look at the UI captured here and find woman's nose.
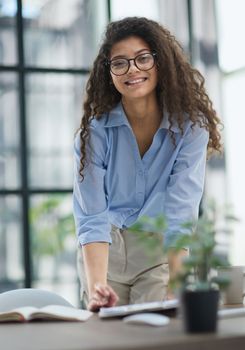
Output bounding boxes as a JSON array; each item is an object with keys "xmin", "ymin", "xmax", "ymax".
[{"xmin": 127, "ymin": 59, "xmax": 139, "ymax": 73}]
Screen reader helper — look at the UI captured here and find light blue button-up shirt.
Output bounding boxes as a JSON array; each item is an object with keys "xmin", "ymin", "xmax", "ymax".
[{"xmin": 73, "ymin": 102, "xmax": 209, "ymax": 247}]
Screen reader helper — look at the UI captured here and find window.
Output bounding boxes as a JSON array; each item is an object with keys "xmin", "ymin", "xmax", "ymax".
[
  {"xmin": 0, "ymin": 0, "xmax": 108, "ymax": 305},
  {"xmin": 1, "ymin": 0, "xmax": 235, "ymax": 304},
  {"xmin": 216, "ymin": 0, "xmax": 245, "ymax": 265}
]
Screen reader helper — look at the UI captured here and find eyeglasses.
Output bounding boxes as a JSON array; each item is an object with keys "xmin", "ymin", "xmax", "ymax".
[{"xmin": 107, "ymin": 52, "xmax": 157, "ymax": 76}]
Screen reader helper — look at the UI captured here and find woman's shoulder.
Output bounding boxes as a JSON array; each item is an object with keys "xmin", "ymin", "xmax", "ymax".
[
  {"xmin": 90, "ymin": 112, "xmax": 109, "ymax": 129},
  {"xmin": 74, "ymin": 113, "xmax": 108, "ymax": 141},
  {"xmin": 88, "ymin": 114, "xmax": 111, "ymax": 148},
  {"xmin": 162, "ymin": 112, "xmax": 192, "ymax": 135},
  {"xmin": 178, "ymin": 113, "xmax": 209, "ymax": 136},
  {"xmin": 83, "ymin": 112, "xmax": 111, "ymax": 152},
  {"xmin": 74, "ymin": 109, "xmax": 114, "ymax": 149},
  {"xmin": 163, "ymin": 113, "xmax": 209, "ymax": 146},
  {"xmin": 74, "ymin": 118, "xmax": 109, "ymax": 156}
]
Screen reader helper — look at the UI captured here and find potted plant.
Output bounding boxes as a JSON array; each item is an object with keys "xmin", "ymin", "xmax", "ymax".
[
  {"xmin": 130, "ymin": 200, "xmax": 237, "ymax": 333},
  {"xmin": 166, "ymin": 200, "xmax": 238, "ymax": 333}
]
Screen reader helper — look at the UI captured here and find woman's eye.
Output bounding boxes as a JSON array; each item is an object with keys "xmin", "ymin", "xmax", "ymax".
[
  {"xmin": 112, "ymin": 60, "xmax": 127, "ymax": 68},
  {"xmin": 137, "ymin": 55, "xmax": 150, "ymax": 64}
]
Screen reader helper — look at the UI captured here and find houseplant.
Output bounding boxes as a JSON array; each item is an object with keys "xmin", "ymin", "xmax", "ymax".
[
  {"xmin": 168, "ymin": 201, "xmax": 238, "ymax": 333},
  {"xmin": 130, "ymin": 200, "xmax": 236, "ymax": 333},
  {"xmin": 29, "ymin": 194, "xmax": 75, "ymax": 281}
]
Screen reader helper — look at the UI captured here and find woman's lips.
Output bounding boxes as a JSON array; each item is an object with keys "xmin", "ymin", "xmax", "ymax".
[{"xmin": 125, "ymin": 77, "xmax": 147, "ymax": 86}]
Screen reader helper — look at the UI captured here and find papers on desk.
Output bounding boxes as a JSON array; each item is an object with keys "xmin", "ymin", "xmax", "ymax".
[
  {"xmin": 99, "ymin": 299, "xmax": 179, "ymax": 318},
  {"xmin": 0, "ymin": 305, "xmax": 93, "ymax": 323},
  {"xmin": 218, "ymin": 307, "xmax": 245, "ymax": 319}
]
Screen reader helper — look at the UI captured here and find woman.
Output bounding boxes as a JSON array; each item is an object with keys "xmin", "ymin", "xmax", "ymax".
[{"xmin": 73, "ymin": 17, "xmax": 222, "ymax": 311}]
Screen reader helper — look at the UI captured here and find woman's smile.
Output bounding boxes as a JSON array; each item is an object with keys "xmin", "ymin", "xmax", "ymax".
[{"xmin": 124, "ymin": 77, "xmax": 148, "ymax": 87}]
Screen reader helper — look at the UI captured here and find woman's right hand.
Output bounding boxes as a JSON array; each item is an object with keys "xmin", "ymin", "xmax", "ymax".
[{"xmin": 87, "ymin": 282, "xmax": 119, "ymax": 312}]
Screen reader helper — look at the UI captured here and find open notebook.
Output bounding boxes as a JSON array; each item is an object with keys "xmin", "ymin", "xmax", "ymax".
[
  {"xmin": 0, "ymin": 305, "xmax": 93, "ymax": 322},
  {"xmin": 99, "ymin": 299, "xmax": 179, "ymax": 318}
]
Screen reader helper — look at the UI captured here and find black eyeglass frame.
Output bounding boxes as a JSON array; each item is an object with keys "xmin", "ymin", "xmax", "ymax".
[{"xmin": 106, "ymin": 52, "xmax": 157, "ymax": 76}]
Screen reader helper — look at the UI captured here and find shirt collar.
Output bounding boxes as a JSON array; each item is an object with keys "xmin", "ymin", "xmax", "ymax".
[
  {"xmin": 105, "ymin": 101, "xmax": 181, "ymax": 133},
  {"xmin": 104, "ymin": 102, "xmax": 130, "ymax": 128},
  {"xmin": 159, "ymin": 111, "xmax": 181, "ymax": 133}
]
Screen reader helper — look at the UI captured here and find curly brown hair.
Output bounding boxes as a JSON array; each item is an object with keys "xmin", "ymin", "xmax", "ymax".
[{"xmin": 78, "ymin": 16, "xmax": 222, "ymax": 179}]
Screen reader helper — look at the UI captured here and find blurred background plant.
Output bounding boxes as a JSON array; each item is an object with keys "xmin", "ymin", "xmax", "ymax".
[
  {"xmin": 29, "ymin": 194, "xmax": 75, "ymax": 281},
  {"xmin": 130, "ymin": 199, "xmax": 238, "ymax": 292},
  {"xmin": 166, "ymin": 200, "xmax": 238, "ymax": 292}
]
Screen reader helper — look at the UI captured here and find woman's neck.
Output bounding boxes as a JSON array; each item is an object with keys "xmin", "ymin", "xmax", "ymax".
[{"xmin": 121, "ymin": 96, "xmax": 162, "ymax": 128}]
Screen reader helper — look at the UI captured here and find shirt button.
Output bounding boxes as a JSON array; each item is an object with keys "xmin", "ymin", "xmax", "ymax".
[{"xmin": 138, "ymin": 170, "xmax": 143, "ymax": 176}]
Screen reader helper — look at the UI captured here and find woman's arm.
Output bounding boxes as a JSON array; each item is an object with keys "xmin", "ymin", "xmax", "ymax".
[
  {"xmin": 168, "ymin": 248, "xmax": 189, "ymax": 280},
  {"xmin": 73, "ymin": 126, "xmax": 118, "ymax": 310},
  {"xmin": 166, "ymin": 248, "xmax": 189, "ymax": 299},
  {"xmin": 164, "ymin": 124, "xmax": 209, "ymax": 247},
  {"xmin": 82, "ymin": 242, "xmax": 109, "ymax": 295},
  {"xmin": 82, "ymin": 242, "xmax": 119, "ymax": 311},
  {"xmin": 164, "ymin": 124, "xmax": 208, "ymax": 297}
]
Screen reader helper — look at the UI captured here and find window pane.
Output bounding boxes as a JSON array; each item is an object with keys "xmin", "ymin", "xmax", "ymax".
[
  {"xmin": 0, "ymin": 72, "xmax": 21, "ymax": 189},
  {"xmin": 216, "ymin": 0, "xmax": 245, "ymax": 72},
  {"xmin": 26, "ymin": 73, "xmax": 87, "ymax": 189},
  {"xmin": 0, "ymin": 195, "xmax": 24, "ymax": 292},
  {"xmin": 222, "ymin": 73, "xmax": 245, "ymax": 264},
  {"xmin": 0, "ymin": 0, "xmax": 17, "ymax": 65},
  {"xmin": 110, "ymin": 0, "xmax": 189, "ymax": 56},
  {"xmin": 111, "ymin": 0, "xmax": 159, "ymax": 20},
  {"xmin": 30, "ymin": 194, "xmax": 78, "ymax": 306},
  {"xmin": 23, "ymin": 0, "xmax": 107, "ymax": 68}
]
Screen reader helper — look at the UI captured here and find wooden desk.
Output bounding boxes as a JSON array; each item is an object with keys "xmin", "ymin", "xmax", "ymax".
[{"xmin": 1, "ymin": 314, "xmax": 245, "ymax": 350}]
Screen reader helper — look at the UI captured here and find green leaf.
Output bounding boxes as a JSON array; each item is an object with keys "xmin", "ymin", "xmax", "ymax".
[{"xmin": 211, "ymin": 276, "xmax": 230, "ymax": 289}]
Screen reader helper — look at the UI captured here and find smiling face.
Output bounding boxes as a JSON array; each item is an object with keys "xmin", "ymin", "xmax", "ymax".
[{"xmin": 109, "ymin": 36, "xmax": 158, "ymax": 102}]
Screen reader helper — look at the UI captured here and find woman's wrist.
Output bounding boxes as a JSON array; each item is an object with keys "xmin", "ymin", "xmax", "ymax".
[
  {"xmin": 89, "ymin": 281, "xmax": 107, "ymax": 297},
  {"xmin": 168, "ymin": 248, "xmax": 189, "ymax": 279}
]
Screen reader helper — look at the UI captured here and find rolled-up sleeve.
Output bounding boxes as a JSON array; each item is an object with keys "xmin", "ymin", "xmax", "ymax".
[
  {"xmin": 164, "ymin": 125, "xmax": 209, "ymax": 247},
  {"xmin": 73, "ymin": 124, "xmax": 111, "ymax": 246}
]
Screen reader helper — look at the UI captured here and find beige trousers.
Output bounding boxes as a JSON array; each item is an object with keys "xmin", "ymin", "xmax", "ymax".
[{"xmin": 77, "ymin": 225, "xmax": 169, "ymax": 308}]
